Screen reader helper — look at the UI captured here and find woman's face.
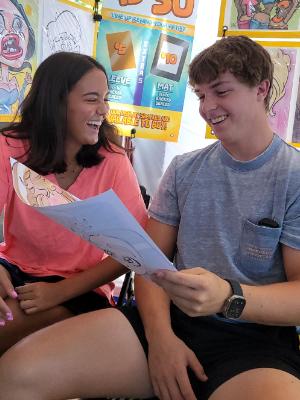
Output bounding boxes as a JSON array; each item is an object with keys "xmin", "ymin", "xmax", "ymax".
[
  {"xmin": 66, "ymin": 68, "xmax": 110, "ymax": 152},
  {"xmin": 0, "ymin": 0, "xmax": 29, "ymax": 69}
]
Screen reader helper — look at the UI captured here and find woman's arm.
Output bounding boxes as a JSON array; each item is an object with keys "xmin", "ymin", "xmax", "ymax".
[{"xmin": 16, "ymin": 256, "xmax": 128, "ymax": 314}]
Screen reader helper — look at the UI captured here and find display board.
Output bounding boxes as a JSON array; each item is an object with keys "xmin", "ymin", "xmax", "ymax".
[
  {"xmin": 218, "ymin": 0, "xmax": 300, "ymax": 38},
  {"xmin": 97, "ymin": 0, "xmax": 199, "ymax": 142}
]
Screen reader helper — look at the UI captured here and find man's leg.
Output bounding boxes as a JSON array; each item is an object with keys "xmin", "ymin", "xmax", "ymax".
[
  {"xmin": 0, "ymin": 308, "xmax": 154, "ymax": 400},
  {"xmin": 209, "ymin": 368, "xmax": 300, "ymax": 400}
]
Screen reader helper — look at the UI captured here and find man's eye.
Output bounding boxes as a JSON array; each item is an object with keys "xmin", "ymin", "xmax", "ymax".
[{"xmin": 217, "ymin": 90, "xmax": 229, "ymax": 96}]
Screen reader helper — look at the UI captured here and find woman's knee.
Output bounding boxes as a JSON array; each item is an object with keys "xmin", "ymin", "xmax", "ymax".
[{"xmin": 0, "ymin": 344, "xmax": 41, "ymax": 397}]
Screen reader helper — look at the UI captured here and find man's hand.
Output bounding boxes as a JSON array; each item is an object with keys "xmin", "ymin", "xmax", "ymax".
[
  {"xmin": 152, "ymin": 267, "xmax": 231, "ymax": 317},
  {"xmin": 148, "ymin": 329, "xmax": 207, "ymax": 400},
  {"xmin": 16, "ymin": 281, "xmax": 64, "ymax": 314}
]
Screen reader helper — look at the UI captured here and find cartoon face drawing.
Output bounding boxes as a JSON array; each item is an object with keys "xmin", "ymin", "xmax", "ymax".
[
  {"xmin": 11, "ymin": 161, "xmax": 76, "ymax": 207},
  {"xmin": 0, "ymin": 0, "xmax": 30, "ymax": 69},
  {"xmin": 46, "ymin": 10, "xmax": 81, "ymax": 54},
  {"xmin": 0, "ymin": 0, "xmax": 35, "ymax": 114}
]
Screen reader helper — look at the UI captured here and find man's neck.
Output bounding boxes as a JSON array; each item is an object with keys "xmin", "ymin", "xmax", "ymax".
[{"xmin": 222, "ymin": 125, "xmax": 274, "ymax": 162}]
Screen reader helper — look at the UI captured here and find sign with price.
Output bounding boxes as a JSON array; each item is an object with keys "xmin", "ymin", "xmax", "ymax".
[{"xmin": 97, "ymin": 0, "xmax": 199, "ymax": 141}]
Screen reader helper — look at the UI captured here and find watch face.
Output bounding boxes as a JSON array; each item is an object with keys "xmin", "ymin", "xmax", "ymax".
[{"xmin": 225, "ymin": 295, "xmax": 246, "ymax": 319}]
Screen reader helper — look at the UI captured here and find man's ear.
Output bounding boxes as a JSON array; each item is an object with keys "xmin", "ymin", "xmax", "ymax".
[{"xmin": 257, "ymin": 79, "xmax": 271, "ymax": 102}]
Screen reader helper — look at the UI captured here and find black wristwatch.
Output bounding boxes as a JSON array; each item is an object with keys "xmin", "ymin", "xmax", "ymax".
[{"xmin": 221, "ymin": 279, "xmax": 246, "ymax": 319}]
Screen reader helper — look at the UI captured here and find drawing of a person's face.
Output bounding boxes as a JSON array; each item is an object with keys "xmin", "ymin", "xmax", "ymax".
[{"xmin": 0, "ymin": 0, "xmax": 29, "ymax": 69}]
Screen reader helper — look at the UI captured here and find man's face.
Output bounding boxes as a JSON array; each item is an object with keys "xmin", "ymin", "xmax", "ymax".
[
  {"xmin": 0, "ymin": 0, "xmax": 29, "ymax": 68},
  {"xmin": 193, "ymin": 71, "xmax": 268, "ymax": 146}
]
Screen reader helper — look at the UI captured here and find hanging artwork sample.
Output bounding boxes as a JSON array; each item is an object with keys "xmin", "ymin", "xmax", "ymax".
[
  {"xmin": 97, "ymin": 0, "xmax": 199, "ymax": 142},
  {"xmin": 205, "ymin": 41, "xmax": 300, "ymax": 147},
  {"xmin": 0, "ymin": 0, "xmax": 38, "ymax": 122},
  {"xmin": 218, "ymin": 0, "xmax": 300, "ymax": 38},
  {"xmin": 41, "ymin": 0, "xmax": 97, "ymax": 61},
  {"xmin": 292, "ymin": 76, "xmax": 300, "ymax": 144}
]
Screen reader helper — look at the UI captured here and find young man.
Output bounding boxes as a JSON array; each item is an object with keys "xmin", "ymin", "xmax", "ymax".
[{"xmin": 0, "ymin": 36, "xmax": 299, "ymax": 400}]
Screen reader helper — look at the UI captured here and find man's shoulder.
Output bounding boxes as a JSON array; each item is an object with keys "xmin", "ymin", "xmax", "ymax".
[{"xmin": 173, "ymin": 141, "xmax": 219, "ymax": 176}]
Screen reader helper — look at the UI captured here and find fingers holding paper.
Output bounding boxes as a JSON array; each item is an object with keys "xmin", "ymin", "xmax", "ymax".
[{"xmin": 151, "ymin": 267, "xmax": 231, "ymax": 317}]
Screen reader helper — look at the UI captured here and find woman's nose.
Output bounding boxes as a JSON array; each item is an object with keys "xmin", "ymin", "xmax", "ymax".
[{"xmin": 97, "ymin": 102, "xmax": 109, "ymax": 115}]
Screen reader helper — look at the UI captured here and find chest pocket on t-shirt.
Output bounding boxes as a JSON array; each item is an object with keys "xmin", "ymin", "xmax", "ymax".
[{"xmin": 235, "ymin": 219, "xmax": 281, "ymax": 279}]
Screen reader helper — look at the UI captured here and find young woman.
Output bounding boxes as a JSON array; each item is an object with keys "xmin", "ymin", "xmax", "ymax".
[{"xmin": 0, "ymin": 51, "xmax": 147, "ymax": 354}]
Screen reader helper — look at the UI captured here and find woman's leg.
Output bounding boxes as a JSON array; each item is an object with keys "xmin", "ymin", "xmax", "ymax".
[
  {"xmin": 0, "ymin": 297, "xmax": 73, "ymax": 355},
  {"xmin": 0, "ymin": 308, "xmax": 153, "ymax": 400},
  {"xmin": 209, "ymin": 368, "xmax": 300, "ymax": 400}
]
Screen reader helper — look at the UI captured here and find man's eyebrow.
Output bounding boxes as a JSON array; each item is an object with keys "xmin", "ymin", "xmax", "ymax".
[
  {"xmin": 193, "ymin": 80, "xmax": 231, "ymax": 93},
  {"xmin": 210, "ymin": 80, "xmax": 231, "ymax": 89}
]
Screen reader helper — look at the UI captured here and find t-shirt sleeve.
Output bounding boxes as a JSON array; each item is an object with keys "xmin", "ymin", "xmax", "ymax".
[
  {"xmin": 149, "ymin": 156, "xmax": 180, "ymax": 226},
  {"xmin": 0, "ymin": 136, "xmax": 9, "ymax": 213},
  {"xmin": 280, "ymin": 193, "xmax": 300, "ymax": 250},
  {"xmin": 112, "ymin": 154, "xmax": 148, "ymax": 228}
]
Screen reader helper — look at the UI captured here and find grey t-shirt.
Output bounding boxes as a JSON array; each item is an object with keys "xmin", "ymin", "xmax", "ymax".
[{"xmin": 149, "ymin": 135, "xmax": 300, "ymax": 285}]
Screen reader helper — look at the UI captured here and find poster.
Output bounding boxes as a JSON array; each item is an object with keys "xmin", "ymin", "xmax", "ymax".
[
  {"xmin": 0, "ymin": 0, "xmax": 39, "ymax": 122},
  {"xmin": 97, "ymin": 0, "xmax": 199, "ymax": 142},
  {"xmin": 205, "ymin": 41, "xmax": 300, "ymax": 147},
  {"xmin": 218, "ymin": 0, "xmax": 300, "ymax": 38},
  {"xmin": 41, "ymin": 0, "xmax": 97, "ymax": 61},
  {"xmin": 292, "ymin": 77, "xmax": 300, "ymax": 145}
]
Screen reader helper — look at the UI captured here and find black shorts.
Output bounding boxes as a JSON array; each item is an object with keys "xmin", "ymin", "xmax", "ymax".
[
  {"xmin": 120, "ymin": 303, "xmax": 300, "ymax": 400},
  {"xmin": 0, "ymin": 258, "xmax": 111, "ymax": 315}
]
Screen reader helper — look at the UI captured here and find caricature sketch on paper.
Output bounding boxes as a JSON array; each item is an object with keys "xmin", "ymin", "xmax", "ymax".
[
  {"xmin": 10, "ymin": 158, "xmax": 175, "ymax": 275},
  {"xmin": 11, "ymin": 158, "xmax": 77, "ymax": 206},
  {"xmin": 42, "ymin": 0, "xmax": 95, "ymax": 60},
  {"xmin": 232, "ymin": 0, "xmax": 299, "ymax": 31},
  {"xmin": 0, "ymin": 0, "xmax": 35, "ymax": 116},
  {"xmin": 268, "ymin": 48, "xmax": 291, "ymax": 117},
  {"xmin": 267, "ymin": 47, "xmax": 296, "ymax": 141},
  {"xmin": 67, "ymin": 216, "xmax": 147, "ymax": 274},
  {"xmin": 46, "ymin": 10, "xmax": 81, "ymax": 54},
  {"xmin": 292, "ymin": 81, "xmax": 300, "ymax": 143}
]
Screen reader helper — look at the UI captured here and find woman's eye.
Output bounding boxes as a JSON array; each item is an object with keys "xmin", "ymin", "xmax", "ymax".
[
  {"xmin": 12, "ymin": 16, "xmax": 23, "ymax": 32},
  {"xmin": 0, "ymin": 14, "xmax": 5, "ymax": 34}
]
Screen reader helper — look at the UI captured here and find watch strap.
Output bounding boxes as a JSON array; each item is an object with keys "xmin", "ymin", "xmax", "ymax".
[{"xmin": 224, "ymin": 278, "xmax": 243, "ymax": 296}]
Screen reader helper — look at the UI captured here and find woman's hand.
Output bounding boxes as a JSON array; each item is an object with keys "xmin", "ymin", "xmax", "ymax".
[
  {"xmin": 152, "ymin": 267, "xmax": 231, "ymax": 317},
  {"xmin": 0, "ymin": 265, "xmax": 18, "ymax": 325},
  {"xmin": 16, "ymin": 281, "xmax": 64, "ymax": 314},
  {"xmin": 148, "ymin": 329, "xmax": 207, "ymax": 400}
]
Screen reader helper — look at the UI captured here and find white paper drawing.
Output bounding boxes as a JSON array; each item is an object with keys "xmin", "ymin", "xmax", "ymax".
[
  {"xmin": 10, "ymin": 158, "xmax": 175, "ymax": 275},
  {"xmin": 41, "ymin": 0, "xmax": 95, "ymax": 60}
]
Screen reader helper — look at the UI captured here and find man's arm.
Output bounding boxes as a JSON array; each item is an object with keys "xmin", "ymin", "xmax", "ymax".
[
  {"xmin": 152, "ymin": 244, "xmax": 300, "ymax": 326},
  {"xmin": 135, "ymin": 218, "xmax": 207, "ymax": 400},
  {"xmin": 242, "ymin": 244, "xmax": 300, "ymax": 326}
]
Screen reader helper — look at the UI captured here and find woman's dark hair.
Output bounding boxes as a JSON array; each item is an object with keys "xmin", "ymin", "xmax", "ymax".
[
  {"xmin": 1, "ymin": 51, "xmax": 121, "ymax": 174},
  {"xmin": 7, "ymin": 0, "xmax": 35, "ymax": 72}
]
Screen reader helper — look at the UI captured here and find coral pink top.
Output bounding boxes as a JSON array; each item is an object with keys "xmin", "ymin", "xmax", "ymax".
[{"xmin": 0, "ymin": 134, "xmax": 147, "ymax": 301}]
